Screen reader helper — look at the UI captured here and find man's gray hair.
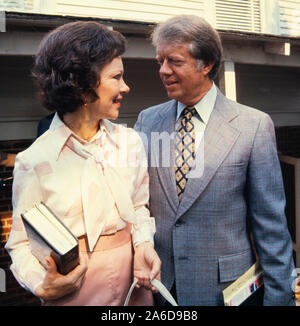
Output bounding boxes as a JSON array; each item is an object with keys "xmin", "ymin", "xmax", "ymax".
[{"xmin": 151, "ymin": 15, "xmax": 223, "ymax": 80}]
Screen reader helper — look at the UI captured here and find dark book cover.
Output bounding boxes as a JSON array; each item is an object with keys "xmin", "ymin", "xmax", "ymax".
[{"xmin": 21, "ymin": 202, "xmax": 79, "ymax": 275}]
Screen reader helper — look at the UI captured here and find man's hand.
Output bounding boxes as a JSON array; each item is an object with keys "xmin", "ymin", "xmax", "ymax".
[
  {"xmin": 35, "ymin": 252, "xmax": 88, "ymax": 301},
  {"xmin": 133, "ymin": 242, "xmax": 161, "ymax": 292}
]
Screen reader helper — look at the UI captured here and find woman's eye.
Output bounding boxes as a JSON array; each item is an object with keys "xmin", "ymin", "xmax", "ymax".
[{"xmin": 114, "ymin": 74, "xmax": 122, "ymax": 80}]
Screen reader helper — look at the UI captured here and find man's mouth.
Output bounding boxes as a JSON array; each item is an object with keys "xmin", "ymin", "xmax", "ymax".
[{"xmin": 164, "ymin": 80, "xmax": 178, "ymax": 87}]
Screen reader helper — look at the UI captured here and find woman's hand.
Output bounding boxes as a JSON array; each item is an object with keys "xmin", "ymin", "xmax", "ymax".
[
  {"xmin": 133, "ymin": 242, "xmax": 161, "ymax": 292},
  {"xmin": 35, "ymin": 252, "xmax": 88, "ymax": 301}
]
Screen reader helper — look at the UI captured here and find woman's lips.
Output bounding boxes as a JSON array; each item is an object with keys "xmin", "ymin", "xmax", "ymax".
[{"xmin": 113, "ymin": 97, "xmax": 122, "ymax": 106}]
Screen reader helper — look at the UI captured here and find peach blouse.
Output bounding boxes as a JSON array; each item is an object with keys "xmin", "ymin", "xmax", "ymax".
[{"xmin": 5, "ymin": 113, "xmax": 155, "ymax": 294}]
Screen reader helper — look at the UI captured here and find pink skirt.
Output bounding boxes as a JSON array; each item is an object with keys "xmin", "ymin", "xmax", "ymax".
[{"xmin": 43, "ymin": 225, "xmax": 153, "ymax": 306}]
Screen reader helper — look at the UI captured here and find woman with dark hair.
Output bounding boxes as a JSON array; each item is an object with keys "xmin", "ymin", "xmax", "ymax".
[{"xmin": 5, "ymin": 21, "xmax": 161, "ymax": 306}]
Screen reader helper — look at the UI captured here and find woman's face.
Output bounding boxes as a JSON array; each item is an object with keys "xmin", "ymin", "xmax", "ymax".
[{"xmin": 86, "ymin": 56, "xmax": 130, "ymax": 120}]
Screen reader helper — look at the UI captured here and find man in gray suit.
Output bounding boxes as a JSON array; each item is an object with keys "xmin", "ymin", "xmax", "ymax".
[{"xmin": 134, "ymin": 15, "xmax": 295, "ymax": 305}]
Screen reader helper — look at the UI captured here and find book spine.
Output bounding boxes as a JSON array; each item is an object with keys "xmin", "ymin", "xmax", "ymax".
[{"xmin": 56, "ymin": 245, "xmax": 79, "ymax": 275}]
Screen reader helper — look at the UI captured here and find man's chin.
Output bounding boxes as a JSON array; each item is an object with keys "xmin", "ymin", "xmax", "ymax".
[{"xmin": 165, "ymin": 89, "xmax": 181, "ymax": 101}]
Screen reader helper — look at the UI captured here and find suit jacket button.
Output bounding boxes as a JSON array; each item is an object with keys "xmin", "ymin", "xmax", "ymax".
[{"xmin": 178, "ymin": 256, "xmax": 188, "ymax": 260}]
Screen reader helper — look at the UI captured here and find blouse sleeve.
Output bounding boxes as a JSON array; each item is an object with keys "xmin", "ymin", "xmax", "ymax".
[
  {"xmin": 130, "ymin": 132, "xmax": 156, "ymax": 248},
  {"xmin": 5, "ymin": 153, "xmax": 46, "ymax": 295}
]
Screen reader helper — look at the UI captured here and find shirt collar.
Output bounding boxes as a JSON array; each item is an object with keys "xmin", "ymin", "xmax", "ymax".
[
  {"xmin": 48, "ymin": 113, "xmax": 117, "ymax": 160},
  {"xmin": 176, "ymin": 82, "xmax": 217, "ymax": 124}
]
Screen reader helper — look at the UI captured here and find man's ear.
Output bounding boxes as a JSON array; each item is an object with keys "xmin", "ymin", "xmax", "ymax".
[{"xmin": 202, "ymin": 61, "xmax": 214, "ymax": 77}]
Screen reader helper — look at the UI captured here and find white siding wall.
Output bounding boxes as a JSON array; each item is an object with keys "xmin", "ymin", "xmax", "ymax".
[
  {"xmin": 0, "ymin": 0, "xmax": 205, "ymax": 22},
  {"xmin": 0, "ymin": 0, "xmax": 37, "ymax": 11},
  {"xmin": 1, "ymin": 0, "xmax": 300, "ymax": 37},
  {"xmin": 278, "ymin": 0, "xmax": 300, "ymax": 36},
  {"xmin": 54, "ymin": 0, "xmax": 205, "ymax": 23}
]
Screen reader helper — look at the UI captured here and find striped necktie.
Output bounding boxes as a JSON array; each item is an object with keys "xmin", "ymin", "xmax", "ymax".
[{"xmin": 174, "ymin": 107, "xmax": 196, "ymax": 200}]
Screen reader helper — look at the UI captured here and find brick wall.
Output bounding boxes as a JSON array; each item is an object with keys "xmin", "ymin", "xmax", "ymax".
[
  {"xmin": 0, "ymin": 212, "xmax": 40, "ymax": 305},
  {"xmin": 0, "ymin": 139, "xmax": 40, "ymax": 306}
]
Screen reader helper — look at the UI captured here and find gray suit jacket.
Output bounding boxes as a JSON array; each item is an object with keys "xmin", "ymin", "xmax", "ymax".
[{"xmin": 134, "ymin": 88, "xmax": 295, "ymax": 305}]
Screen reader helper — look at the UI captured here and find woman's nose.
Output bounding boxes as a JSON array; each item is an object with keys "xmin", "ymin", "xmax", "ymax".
[{"xmin": 121, "ymin": 78, "xmax": 130, "ymax": 94}]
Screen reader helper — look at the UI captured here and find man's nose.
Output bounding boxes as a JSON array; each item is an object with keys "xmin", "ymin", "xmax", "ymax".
[{"xmin": 159, "ymin": 59, "xmax": 172, "ymax": 75}]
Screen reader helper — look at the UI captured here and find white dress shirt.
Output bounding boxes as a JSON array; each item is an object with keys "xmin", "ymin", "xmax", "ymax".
[{"xmin": 176, "ymin": 82, "xmax": 217, "ymax": 152}]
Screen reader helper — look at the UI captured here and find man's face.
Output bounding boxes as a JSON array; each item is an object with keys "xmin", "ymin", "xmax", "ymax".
[{"xmin": 156, "ymin": 42, "xmax": 213, "ymax": 106}]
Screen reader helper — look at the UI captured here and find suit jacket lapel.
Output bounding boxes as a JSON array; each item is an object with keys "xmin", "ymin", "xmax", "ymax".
[
  {"xmin": 151, "ymin": 100, "xmax": 179, "ymax": 213},
  {"xmin": 176, "ymin": 90, "xmax": 241, "ymax": 219}
]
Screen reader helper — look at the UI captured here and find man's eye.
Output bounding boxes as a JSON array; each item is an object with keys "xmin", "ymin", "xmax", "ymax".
[{"xmin": 170, "ymin": 59, "xmax": 182, "ymax": 65}]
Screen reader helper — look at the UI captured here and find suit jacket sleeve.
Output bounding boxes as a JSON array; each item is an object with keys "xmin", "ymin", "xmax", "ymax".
[
  {"xmin": 134, "ymin": 111, "xmax": 143, "ymax": 133},
  {"xmin": 246, "ymin": 113, "xmax": 295, "ymax": 305}
]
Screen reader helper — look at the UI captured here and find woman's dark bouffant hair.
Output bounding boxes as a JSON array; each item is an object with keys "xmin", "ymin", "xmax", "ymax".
[{"xmin": 32, "ymin": 21, "xmax": 126, "ymax": 116}]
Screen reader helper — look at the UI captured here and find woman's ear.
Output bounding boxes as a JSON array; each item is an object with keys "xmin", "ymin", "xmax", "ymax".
[{"xmin": 82, "ymin": 93, "xmax": 90, "ymax": 106}]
